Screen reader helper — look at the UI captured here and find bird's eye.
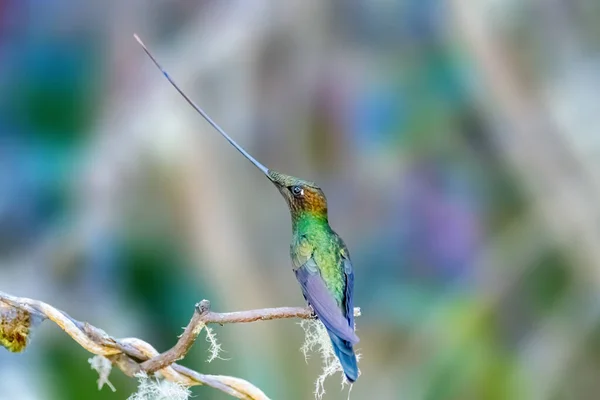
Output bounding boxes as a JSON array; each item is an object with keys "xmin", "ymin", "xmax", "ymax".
[{"xmin": 291, "ymin": 186, "xmax": 304, "ymax": 197}]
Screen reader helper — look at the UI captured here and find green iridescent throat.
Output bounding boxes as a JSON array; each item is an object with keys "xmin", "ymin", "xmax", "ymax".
[{"xmin": 292, "ymin": 210, "xmax": 328, "ymax": 232}]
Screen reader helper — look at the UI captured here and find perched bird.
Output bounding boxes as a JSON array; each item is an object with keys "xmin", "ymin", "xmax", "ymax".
[{"xmin": 134, "ymin": 34, "xmax": 360, "ymax": 382}]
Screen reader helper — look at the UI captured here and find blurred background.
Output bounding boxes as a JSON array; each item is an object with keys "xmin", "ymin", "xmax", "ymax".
[{"xmin": 1, "ymin": 0, "xmax": 600, "ymax": 399}]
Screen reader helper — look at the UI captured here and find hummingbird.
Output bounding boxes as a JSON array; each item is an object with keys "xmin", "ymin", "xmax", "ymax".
[{"xmin": 134, "ymin": 34, "xmax": 360, "ymax": 382}]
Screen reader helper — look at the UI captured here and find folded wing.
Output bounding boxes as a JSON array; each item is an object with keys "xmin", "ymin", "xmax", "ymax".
[{"xmin": 295, "ymin": 258, "xmax": 359, "ymax": 344}]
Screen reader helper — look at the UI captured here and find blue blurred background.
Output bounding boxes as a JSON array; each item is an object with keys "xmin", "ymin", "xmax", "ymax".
[{"xmin": 1, "ymin": 0, "xmax": 600, "ymax": 399}]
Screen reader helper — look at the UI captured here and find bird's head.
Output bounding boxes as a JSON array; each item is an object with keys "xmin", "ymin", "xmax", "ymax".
[{"xmin": 267, "ymin": 171, "xmax": 328, "ymax": 217}]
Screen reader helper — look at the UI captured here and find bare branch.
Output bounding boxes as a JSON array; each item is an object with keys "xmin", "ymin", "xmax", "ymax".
[
  {"xmin": 0, "ymin": 290, "xmax": 360, "ymax": 399},
  {"xmin": 141, "ymin": 299, "xmax": 360, "ymax": 373}
]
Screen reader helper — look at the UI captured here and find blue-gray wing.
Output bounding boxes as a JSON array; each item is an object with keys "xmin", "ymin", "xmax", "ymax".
[{"xmin": 295, "ymin": 258, "xmax": 359, "ymax": 344}]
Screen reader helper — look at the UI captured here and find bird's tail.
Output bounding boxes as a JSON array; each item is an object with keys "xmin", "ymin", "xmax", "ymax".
[{"xmin": 329, "ymin": 331, "xmax": 359, "ymax": 382}]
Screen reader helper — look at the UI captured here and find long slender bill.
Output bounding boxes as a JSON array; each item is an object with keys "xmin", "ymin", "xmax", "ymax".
[{"xmin": 133, "ymin": 33, "xmax": 271, "ymax": 178}]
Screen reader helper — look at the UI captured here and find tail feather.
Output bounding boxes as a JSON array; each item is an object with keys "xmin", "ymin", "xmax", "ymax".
[{"xmin": 329, "ymin": 331, "xmax": 359, "ymax": 382}]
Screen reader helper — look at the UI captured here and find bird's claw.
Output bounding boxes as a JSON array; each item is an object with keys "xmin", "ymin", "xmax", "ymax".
[{"xmin": 308, "ymin": 304, "xmax": 317, "ymax": 319}]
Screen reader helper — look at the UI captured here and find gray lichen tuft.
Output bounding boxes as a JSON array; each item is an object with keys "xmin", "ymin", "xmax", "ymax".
[
  {"xmin": 89, "ymin": 355, "xmax": 116, "ymax": 392},
  {"xmin": 128, "ymin": 372, "xmax": 191, "ymax": 400},
  {"xmin": 299, "ymin": 319, "xmax": 361, "ymax": 400}
]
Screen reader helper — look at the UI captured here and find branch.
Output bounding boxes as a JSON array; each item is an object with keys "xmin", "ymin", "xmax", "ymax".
[
  {"xmin": 140, "ymin": 299, "xmax": 333, "ymax": 373},
  {"xmin": 0, "ymin": 290, "xmax": 360, "ymax": 399}
]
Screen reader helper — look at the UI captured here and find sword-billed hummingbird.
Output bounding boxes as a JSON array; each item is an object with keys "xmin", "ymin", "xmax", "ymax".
[{"xmin": 134, "ymin": 34, "xmax": 360, "ymax": 382}]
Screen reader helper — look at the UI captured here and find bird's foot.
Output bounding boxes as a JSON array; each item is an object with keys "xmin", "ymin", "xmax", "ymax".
[{"xmin": 308, "ymin": 304, "xmax": 317, "ymax": 319}]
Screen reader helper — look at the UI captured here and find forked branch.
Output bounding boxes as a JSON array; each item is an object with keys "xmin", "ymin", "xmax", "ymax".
[{"xmin": 0, "ymin": 290, "xmax": 360, "ymax": 399}]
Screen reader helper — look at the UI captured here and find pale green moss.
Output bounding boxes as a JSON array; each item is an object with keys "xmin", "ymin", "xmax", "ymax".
[{"xmin": 0, "ymin": 308, "xmax": 31, "ymax": 353}]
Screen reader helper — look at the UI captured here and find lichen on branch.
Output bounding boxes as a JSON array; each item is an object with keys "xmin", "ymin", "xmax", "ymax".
[
  {"xmin": 0, "ymin": 303, "xmax": 32, "ymax": 353},
  {"xmin": 0, "ymin": 290, "xmax": 360, "ymax": 399}
]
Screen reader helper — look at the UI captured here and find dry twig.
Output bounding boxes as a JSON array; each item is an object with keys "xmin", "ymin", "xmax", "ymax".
[{"xmin": 0, "ymin": 290, "xmax": 360, "ymax": 399}]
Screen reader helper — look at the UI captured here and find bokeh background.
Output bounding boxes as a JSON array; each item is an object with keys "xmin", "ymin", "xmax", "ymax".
[{"xmin": 1, "ymin": 0, "xmax": 600, "ymax": 399}]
